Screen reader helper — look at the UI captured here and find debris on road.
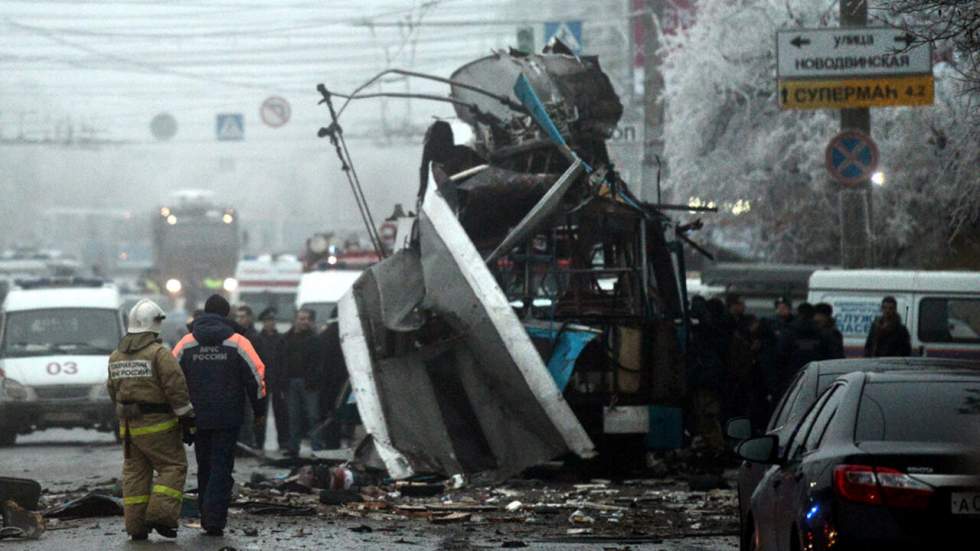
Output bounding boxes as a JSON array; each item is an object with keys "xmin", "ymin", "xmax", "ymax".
[
  {"xmin": 236, "ymin": 501, "xmax": 317, "ymax": 517},
  {"xmin": 42, "ymin": 492, "xmax": 123, "ymax": 519},
  {"xmin": 430, "ymin": 512, "xmax": 471, "ymax": 524},
  {"xmin": 0, "ymin": 477, "xmax": 42, "ymax": 510},
  {"xmin": 1, "ymin": 499, "xmax": 46, "ymax": 540}
]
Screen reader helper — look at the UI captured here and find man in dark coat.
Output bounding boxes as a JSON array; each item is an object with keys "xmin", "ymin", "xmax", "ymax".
[
  {"xmin": 234, "ymin": 305, "xmax": 267, "ymax": 451},
  {"xmin": 255, "ymin": 307, "xmax": 289, "ymax": 451},
  {"xmin": 687, "ymin": 297, "xmax": 727, "ymax": 453},
  {"xmin": 748, "ymin": 316, "xmax": 779, "ymax": 429},
  {"xmin": 776, "ymin": 303, "xmax": 832, "ymax": 397},
  {"xmin": 864, "ymin": 296, "xmax": 912, "ymax": 357},
  {"xmin": 814, "ymin": 302, "xmax": 846, "ymax": 359},
  {"xmin": 283, "ymin": 308, "xmax": 324, "ymax": 456},
  {"xmin": 173, "ymin": 295, "xmax": 265, "ymax": 537},
  {"xmin": 317, "ymin": 321, "xmax": 349, "ymax": 449}
]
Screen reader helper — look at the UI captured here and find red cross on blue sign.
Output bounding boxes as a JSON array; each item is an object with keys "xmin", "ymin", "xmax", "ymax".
[{"xmin": 825, "ymin": 129, "xmax": 879, "ymax": 187}]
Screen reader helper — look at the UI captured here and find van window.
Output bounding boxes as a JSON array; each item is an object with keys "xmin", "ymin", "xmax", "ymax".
[
  {"xmin": 918, "ymin": 298, "xmax": 980, "ymax": 344},
  {"xmin": 2, "ymin": 308, "xmax": 120, "ymax": 357}
]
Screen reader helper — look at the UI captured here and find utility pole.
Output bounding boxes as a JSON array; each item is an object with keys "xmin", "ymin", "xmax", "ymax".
[
  {"xmin": 641, "ymin": 0, "xmax": 666, "ymax": 203},
  {"xmin": 839, "ymin": 0, "xmax": 873, "ymax": 268}
]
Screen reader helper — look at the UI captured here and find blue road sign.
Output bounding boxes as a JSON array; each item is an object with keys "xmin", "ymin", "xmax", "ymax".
[
  {"xmin": 544, "ymin": 20, "xmax": 582, "ymax": 54},
  {"xmin": 216, "ymin": 113, "xmax": 244, "ymax": 141},
  {"xmin": 825, "ymin": 129, "xmax": 878, "ymax": 186}
]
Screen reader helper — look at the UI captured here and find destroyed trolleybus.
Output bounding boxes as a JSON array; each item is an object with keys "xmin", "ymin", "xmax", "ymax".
[{"xmin": 325, "ymin": 44, "xmax": 702, "ymax": 480}]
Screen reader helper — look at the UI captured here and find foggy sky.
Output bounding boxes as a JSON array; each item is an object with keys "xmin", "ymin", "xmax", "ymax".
[{"xmin": 0, "ymin": 0, "xmax": 529, "ymax": 254}]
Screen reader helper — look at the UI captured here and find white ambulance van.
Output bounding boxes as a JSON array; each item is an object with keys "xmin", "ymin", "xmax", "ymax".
[
  {"xmin": 231, "ymin": 254, "xmax": 303, "ymax": 332},
  {"xmin": 295, "ymin": 270, "xmax": 363, "ymax": 329},
  {"xmin": 807, "ymin": 270, "xmax": 980, "ymax": 359},
  {"xmin": 0, "ymin": 278, "xmax": 124, "ymax": 445}
]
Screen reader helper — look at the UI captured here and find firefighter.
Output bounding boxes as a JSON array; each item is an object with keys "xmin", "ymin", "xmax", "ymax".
[
  {"xmin": 174, "ymin": 295, "xmax": 266, "ymax": 537},
  {"xmin": 107, "ymin": 299, "xmax": 195, "ymax": 541}
]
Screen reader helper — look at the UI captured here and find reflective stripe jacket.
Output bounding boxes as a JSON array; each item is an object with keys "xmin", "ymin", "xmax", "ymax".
[
  {"xmin": 107, "ymin": 332, "xmax": 194, "ymax": 429},
  {"xmin": 173, "ymin": 313, "xmax": 266, "ymax": 430}
]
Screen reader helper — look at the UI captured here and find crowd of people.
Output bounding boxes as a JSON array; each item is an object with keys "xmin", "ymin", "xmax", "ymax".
[
  {"xmin": 249, "ymin": 306, "xmax": 351, "ymax": 457},
  {"xmin": 189, "ymin": 302, "xmax": 350, "ymax": 457},
  {"xmin": 686, "ymin": 293, "xmax": 912, "ymax": 455}
]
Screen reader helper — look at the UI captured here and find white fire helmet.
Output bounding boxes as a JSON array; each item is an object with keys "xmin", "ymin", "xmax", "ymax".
[{"xmin": 127, "ymin": 299, "xmax": 167, "ymax": 334}]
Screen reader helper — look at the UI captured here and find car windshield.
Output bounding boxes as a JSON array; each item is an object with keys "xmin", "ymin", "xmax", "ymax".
[
  {"xmin": 1, "ymin": 308, "xmax": 120, "ymax": 357},
  {"xmin": 856, "ymin": 380, "xmax": 980, "ymax": 445}
]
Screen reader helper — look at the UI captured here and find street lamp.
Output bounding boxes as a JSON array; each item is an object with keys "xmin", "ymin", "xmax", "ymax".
[{"xmin": 871, "ymin": 171, "xmax": 885, "ymax": 186}]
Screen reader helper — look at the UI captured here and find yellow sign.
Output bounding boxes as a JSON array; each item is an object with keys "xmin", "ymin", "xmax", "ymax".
[{"xmin": 779, "ymin": 75, "xmax": 934, "ymax": 110}]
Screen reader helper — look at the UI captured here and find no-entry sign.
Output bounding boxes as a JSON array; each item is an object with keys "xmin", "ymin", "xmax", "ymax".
[
  {"xmin": 826, "ymin": 129, "xmax": 879, "ymax": 186},
  {"xmin": 260, "ymin": 96, "xmax": 291, "ymax": 128}
]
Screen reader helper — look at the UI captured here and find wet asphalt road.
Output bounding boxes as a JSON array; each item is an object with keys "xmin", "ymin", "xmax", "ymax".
[{"xmin": 0, "ymin": 429, "xmax": 738, "ymax": 550}]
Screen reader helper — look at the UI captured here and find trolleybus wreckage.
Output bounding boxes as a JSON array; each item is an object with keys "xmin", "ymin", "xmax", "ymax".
[{"xmin": 316, "ymin": 41, "xmax": 716, "ymax": 482}]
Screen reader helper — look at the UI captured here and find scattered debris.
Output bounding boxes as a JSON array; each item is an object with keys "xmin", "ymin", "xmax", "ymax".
[
  {"xmin": 1, "ymin": 500, "xmax": 45, "ymax": 540},
  {"xmin": 430, "ymin": 512, "xmax": 471, "ymax": 524},
  {"xmin": 449, "ymin": 474, "xmax": 466, "ymax": 490},
  {"xmin": 350, "ymin": 524, "xmax": 373, "ymax": 533},
  {"xmin": 0, "ymin": 477, "xmax": 42, "ymax": 510},
  {"xmin": 320, "ymin": 489, "xmax": 364, "ymax": 505},
  {"xmin": 42, "ymin": 492, "xmax": 123, "ymax": 519},
  {"xmin": 235, "ymin": 501, "xmax": 316, "ymax": 516},
  {"xmin": 397, "ymin": 482, "xmax": 444, "ymax": 498},
  {"xmin": 568, "ymin": 509, "xmax": 595, "ymax": 525},
  {"xmin": 505, "ymin": 501, "xmax": 523, "ymax": 512}
]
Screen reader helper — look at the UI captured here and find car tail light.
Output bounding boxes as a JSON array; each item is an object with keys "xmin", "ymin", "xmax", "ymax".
[{"xmin": 834, "ymin": 464, "xmax": 934, "ymax": 509}]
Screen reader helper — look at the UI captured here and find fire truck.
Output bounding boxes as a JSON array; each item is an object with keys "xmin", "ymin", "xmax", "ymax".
[{"xmin": 152, "ymin": 190, "xmax": 240, "ymax": 307}]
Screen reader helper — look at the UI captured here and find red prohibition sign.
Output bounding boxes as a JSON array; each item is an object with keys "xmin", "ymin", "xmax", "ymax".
[
  {"xmin": 260, "ymin": 96, "xmax": 291, "ymax": 128},
  {"xmin": 825, "ymin": 129, "xmax": 879, "ymax": 187}
]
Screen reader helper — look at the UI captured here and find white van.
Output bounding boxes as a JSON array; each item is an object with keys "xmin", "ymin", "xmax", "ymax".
[
  {"xmin": 0, "ymin": 278, "xmax": 124, "ymax": 445},
  {"xmin": 295, "ymin": 270, "xmax": 362, "ymax": 327},
  {"xmin": 231, "ymin": 254, "xmax": 303, "ymax": 332},
  {"xmin": 807, "ymin": 270, "xmax": 980, "ymax": 359}
]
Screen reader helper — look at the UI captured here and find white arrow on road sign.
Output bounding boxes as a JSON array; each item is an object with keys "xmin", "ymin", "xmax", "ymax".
[{"xmin": 776, "ymin": 27, "xmax": 932, "ymax": 79}]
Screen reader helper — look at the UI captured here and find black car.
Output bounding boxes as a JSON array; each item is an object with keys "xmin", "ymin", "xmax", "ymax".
[
  {"xmin": 737, "ymin": 369, "xmax": 980, "ymax": 550},
  {"xmin": 726, "ymin": 357, "xmax": 978, "ymax": 549}
]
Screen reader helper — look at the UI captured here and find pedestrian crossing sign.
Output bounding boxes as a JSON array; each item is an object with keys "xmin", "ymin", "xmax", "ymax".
[{"xmin": 216, "ymin": 113, "xmax": 244, "ymax": 141}]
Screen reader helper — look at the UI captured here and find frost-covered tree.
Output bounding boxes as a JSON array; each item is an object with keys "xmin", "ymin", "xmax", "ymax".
[
  {"xmin": 661, "ymin": 0, "xmax": 980, "ymax": 266},
  {"xmin": 881, "ymin": 0, "xmax": 980, "ymax": 99}
]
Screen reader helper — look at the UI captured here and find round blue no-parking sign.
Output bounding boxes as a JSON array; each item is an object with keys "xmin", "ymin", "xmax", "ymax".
[{"xmin": 825, "ymin": 129, "xmax": 879, "ymax": 187}]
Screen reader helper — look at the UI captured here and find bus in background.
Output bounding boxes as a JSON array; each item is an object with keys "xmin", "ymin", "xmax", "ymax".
[
  {"xmin": 807, "ymin": 270, "xmax": 980, "ymax": 359},
  {"xmin": 230, "ymin": 254, "xmax": 303, "ymax": 332},
  {"xmin": 153, "ymin": 190, "xmax": 240, "ymax": 308}
]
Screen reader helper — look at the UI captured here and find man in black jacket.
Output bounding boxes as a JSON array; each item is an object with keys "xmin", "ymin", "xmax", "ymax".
[
  {"xmin": 776, "ymin": 303, "xmax": 833, "ymax": 396},
  {"xmin": 234, "ymin": 305, "xmax": 267, "ymax": 451},
  {"xmin": 255, "ymin": 307, "xmax": 289, "ymax": 451},
  {"xmin": 318, "ymin": 321, "xmax": 349, "ymax": 449},
  {"xmin": 283, "ymin": 308, "xmax": 323, "ymax": 456},
  {"xmin": 814, "ymin": 302, "xmax": 846, "ymax": 359},
  {"xmin": 173, "ymin": 295, "xmax": 266, "ymax": 537},
  {"xmin": 864, "ymin": 296, "xmax": 912, "ymax": 357}
]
